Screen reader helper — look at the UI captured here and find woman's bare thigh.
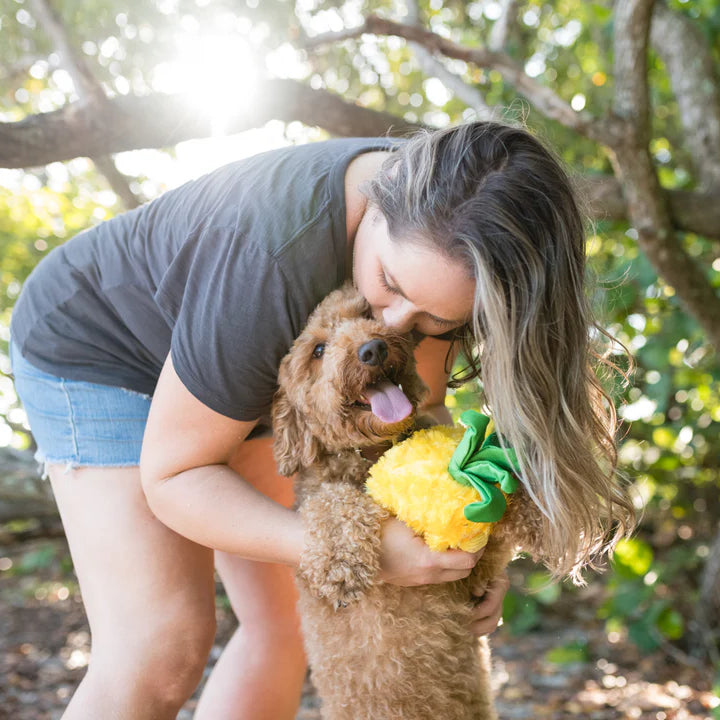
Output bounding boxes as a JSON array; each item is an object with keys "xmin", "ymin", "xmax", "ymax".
[{"xmin": 48, "ymin": 464, "xmax": 216, "ymax": 650}]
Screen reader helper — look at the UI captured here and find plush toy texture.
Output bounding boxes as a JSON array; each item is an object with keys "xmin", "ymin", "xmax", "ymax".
[{"xmin": 366, "ymin": 414, "xmax": 517, "ymax": 553}]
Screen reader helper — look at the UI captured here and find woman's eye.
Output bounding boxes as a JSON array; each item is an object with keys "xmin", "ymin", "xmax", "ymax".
[{"xmin": 312, "ymin": 343, "xmax": 325, "ymax": 359}]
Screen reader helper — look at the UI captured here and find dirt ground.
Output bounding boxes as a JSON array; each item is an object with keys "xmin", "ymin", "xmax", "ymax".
[{"xmin": 1, "ymin": 536, "xmax": 716, "ymax": 720}]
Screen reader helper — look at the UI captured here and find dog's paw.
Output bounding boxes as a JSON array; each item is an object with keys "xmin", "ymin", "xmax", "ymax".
[
  {"xmin": 468, "ymin": 563, "xmax": 502, "ymax": 600},
  {"xmin": 302, "ymin": 541, "xmax": 381, "ymax": 608},
  {"xmin": 470, "ymin": 577, "xmax": 490, "ymax": 600},
  {"xmin": 299, "ymin": 566, "xmax": 371, "ymax": 609},
  {"xmin": 322, "ymin": 558, "xmax": 378, "ymax": 608}
]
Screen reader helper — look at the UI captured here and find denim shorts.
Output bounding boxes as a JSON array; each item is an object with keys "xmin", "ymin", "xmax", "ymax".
[{"xmin": 9, "ymin": 340, "xmax": 152, "ymax": 472}]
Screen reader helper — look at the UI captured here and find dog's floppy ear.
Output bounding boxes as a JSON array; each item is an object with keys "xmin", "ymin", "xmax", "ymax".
[{"xmin": 271, "ymin": 388, "xmax": 323, "ymax": 476}]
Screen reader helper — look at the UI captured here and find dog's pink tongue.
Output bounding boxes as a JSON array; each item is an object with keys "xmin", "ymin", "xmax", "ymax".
[{"xmin": 365, "ymin": 380, "xmax": 412, "ymax": 423}]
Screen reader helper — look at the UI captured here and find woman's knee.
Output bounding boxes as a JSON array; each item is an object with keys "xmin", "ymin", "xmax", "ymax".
[
  {"xmin": 240, "ymin": 611, "xmax": 304, "ymax": 650},
  {"xmin": 91, "ymin": 600, "xmax": 217, "ymax": 707},
  {"xmin": 216, "ymin": 553, "xmax": 301, "ymax": 635},
  {"xmin": 239, "ymin": 594, "xmax": 305, "ymax": 656}
]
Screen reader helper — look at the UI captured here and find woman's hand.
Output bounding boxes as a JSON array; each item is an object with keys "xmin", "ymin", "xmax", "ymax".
[
  {"xmin": 469, "ymin": 572, "xmax": 510, "ymax": 636},
  {"xmin": 377, "ymin": 517, "xmax": 484, "ymax": 586},
  {"xmin": 376, "ymin": 517, "xmax": 509, "ymax": 633}
]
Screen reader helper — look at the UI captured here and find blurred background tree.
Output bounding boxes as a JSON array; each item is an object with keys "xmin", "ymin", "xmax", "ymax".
[{"xmin": 1, "ymin": 0, "xmax": 719, "ymax": 689}]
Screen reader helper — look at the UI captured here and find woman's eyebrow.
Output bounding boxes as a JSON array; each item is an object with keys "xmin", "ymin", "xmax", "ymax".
[{"xmin": 384, "ymin": 268, "xmax": 464, "ymax": 326}]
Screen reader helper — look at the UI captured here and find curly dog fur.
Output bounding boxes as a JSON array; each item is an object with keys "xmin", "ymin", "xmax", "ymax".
[{"xmin": 272, "ymin": 283, "xmax": 545, "ymax": 720}]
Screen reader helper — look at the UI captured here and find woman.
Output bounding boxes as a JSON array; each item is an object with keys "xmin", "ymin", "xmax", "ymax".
[{"xmin": 9, "ymin": 121, "xmax": 634, "ymax": 718}]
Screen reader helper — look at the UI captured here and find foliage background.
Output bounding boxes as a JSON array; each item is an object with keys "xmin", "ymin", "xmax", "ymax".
[{"xmin": 0, "ymin": 0, "xmax": 719, "ymax": 714}]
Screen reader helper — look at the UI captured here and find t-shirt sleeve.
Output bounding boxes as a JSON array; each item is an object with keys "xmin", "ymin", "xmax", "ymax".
[{"xmin": 167, "ymin": 228, "xmax": 300, "ymax": 421}]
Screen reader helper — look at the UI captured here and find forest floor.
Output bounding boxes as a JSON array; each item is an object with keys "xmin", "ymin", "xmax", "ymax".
[{"xmin": 1, "ymin": 535, "xmax": 716, "ymax": 720}]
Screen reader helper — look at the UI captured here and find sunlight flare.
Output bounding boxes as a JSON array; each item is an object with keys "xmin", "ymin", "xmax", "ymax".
[{"xmin": 152, "ymin": 32, "xmax": 259, "ymax": 136}]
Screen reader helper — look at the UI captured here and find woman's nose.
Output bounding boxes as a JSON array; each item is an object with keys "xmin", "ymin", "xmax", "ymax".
[{"xmin": 382, "ymin": 302, "xmax": 415, "ymax": 333}]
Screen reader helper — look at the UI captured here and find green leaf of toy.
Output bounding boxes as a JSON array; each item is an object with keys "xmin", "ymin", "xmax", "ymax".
[{"xmin": 448, "ymin": 410, "xmax": 520, "ymax": 524}]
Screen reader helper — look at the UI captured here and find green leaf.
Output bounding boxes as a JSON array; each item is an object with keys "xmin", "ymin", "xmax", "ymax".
[
  {"xmin": 628, "ymin": 616, "xmax": 661, "ymax": 652},
  {"xmin": 18, "ymin": 546, "xmax": 56, "ymax": 574},
  {"xmin": 545, "ymin": 640, "xmax": 590, "ymax": 665},
  {"xmin": 589, "ymin": 4, "xmax": 613, "ymax": 22},
  {"xmin": 652, "ymin": 427, "xmax": 676, "ymax": 449},
  {"xmin": 609, "ymin": 583, "xmax": 651, "ymax": 614},
  {"xmin": 502, "ymin": 590, "xmax": 540, "ymax": 634},
  {"xmin": 613, "ymin": 538, "xmax": 654, "ymax": 577},
  {"xmin": 656, "ymin": 607, "xmax": 684, "ymax": 640},
  {"xmin": 526, "ymin": 572, "xmax": 561, "ymax": 605}
]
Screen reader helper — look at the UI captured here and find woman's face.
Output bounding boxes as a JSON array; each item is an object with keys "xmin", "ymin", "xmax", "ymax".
[{"xmin": 352, "ymin": 204, "xmax": 475, "ymax": 336}]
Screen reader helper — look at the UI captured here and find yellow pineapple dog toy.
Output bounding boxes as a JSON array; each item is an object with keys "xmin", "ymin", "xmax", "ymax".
[{"xmin": 366, "ymin": 410, "xmax": 519, "ymax": 552}]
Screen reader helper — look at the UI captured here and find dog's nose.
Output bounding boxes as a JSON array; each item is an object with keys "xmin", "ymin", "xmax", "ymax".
[{"xmin": 358, "ymin": 339, "xmax": 388, "ymax": 366}]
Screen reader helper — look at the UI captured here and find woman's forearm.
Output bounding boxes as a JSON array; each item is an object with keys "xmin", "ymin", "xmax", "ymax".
[{"xmin": 142, "ymin": 464, "xmax": 305, "ymax": 566}]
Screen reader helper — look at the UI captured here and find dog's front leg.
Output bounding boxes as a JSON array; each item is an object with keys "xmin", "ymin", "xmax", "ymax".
[
  {"xmin": 468, "ymin": 533, "xmax": 516, "ymax": 599},
  {"xmin": 470, "ymin": 486, "xmax": 546, "ymax": 597},
  {"xmin": 298, "ymin": 482, "xmax": 388, "ymax": 609}
]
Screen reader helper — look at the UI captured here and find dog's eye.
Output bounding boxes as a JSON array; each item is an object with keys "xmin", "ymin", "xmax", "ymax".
[{"xmin": 312, "ymin": 343, "xmax": 326, "ymax": 359}]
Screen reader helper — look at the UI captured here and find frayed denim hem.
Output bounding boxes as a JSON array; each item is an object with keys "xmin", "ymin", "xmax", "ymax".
[{"xmin": 34, "ymin": 449, "xmax": 140, "ymax": 480}]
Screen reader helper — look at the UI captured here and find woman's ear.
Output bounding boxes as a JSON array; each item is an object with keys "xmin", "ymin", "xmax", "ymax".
[{"xmin": 271, "ymin": 389, "xmax": 322, "ymax": 477}]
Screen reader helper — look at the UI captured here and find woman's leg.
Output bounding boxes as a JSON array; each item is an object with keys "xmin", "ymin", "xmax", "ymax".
[
  {"xmin": 48, "ymin": 464, "xmax": 217, "ymax": 720},
  {"xmin": 194, "ymin": 437, "xmax": 307, "ymax": 720}
]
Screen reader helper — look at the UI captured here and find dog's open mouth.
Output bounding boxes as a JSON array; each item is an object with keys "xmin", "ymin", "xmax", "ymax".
[{"xmin": 355, "ymin": 378, "xmax": 413, "ymax": 424}]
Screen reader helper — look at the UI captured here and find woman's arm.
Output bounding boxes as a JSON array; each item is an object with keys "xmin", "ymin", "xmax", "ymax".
[
  {"xmin": 139, "ymin": 353, "xmax": 305, "ymax": 566},
  {"xmin": 140, "ymin": 351, "xmax": 483, "ymax": 586}
]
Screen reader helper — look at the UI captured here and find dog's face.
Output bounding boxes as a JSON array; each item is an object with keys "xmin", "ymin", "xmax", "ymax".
[{"xmin": 272, "ymin": 283, "xmax": 428, "ymax": 475}]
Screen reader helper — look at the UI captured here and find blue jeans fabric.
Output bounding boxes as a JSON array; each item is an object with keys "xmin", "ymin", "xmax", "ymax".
[{"xmin": 9, "ymin": 340, "xmax": 151, "ymax": 471}]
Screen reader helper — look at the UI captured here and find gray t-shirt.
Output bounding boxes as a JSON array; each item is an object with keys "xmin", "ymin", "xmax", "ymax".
[{"xmin": 11, "ymin": 138, "xmax": 400, "ymax": 421}]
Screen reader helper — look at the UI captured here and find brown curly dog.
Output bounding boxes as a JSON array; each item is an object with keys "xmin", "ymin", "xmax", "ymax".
[{"xmin": 272, "ymin": 283, "xmax": 544, "ymax": 720}]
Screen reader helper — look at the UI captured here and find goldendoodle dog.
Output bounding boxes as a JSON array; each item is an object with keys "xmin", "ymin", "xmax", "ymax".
[{"xmin": 272, "ymin": 283, "xmax": 544, "ymax": 720}]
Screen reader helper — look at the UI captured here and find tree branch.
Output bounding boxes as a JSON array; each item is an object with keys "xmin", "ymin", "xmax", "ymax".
[
  {"xmin": 0, "ymin": 56, "xmax": 42, "ymax": 86},
  {"xmin": 303, "ymin": 15, "xmax": 608, "ymax": 143},
  {"xmin": 2, "ymin": 85, "xmax": 719, "ymax": 240},
  {"xmin": 612, "ymin": 0, "xmax": 656, "ymax": 127},
  {"xmin": 297, "ymin": 0, "xmax": 720, "ymax": 324},
  {"xmin": 27, "ymin": 0, "xmax": 142, "ymax": 209},
  {"xmin": 92, "ymin": 155, "xmax": 142, "ymax": 210},
  {"xmin": 574, "ymin": 176, "xmax": 720, "ymax": 242},
  {"xmin": 696, "ymin": 523, "xmax": 720, "ymax": 660},
  {"xmin": 0, "ymin": 79, "xmax": 421, "ymax": 169},
  {"xmin": 488, "ymin": 0, "xmax": 520, "ymax": 52},
  {"xmin": 404, "ymin": 0, "xmax": 494, "ymax": 120},
  {"xmin": 26, "ymin": 0, "xmax": 105, "ymax": 107},
  {"xmin": 650, "ymin": 1, "xmax": 720, "ymax": 190},
  {"xmin": 610, "ymin": 0, "xmax": 720, "ymax": 352}
]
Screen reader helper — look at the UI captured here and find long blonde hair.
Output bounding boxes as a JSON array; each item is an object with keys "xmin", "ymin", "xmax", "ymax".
[{"xmin": 364, "ymin": 121, "xmax": 636, "ymax": 583}]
